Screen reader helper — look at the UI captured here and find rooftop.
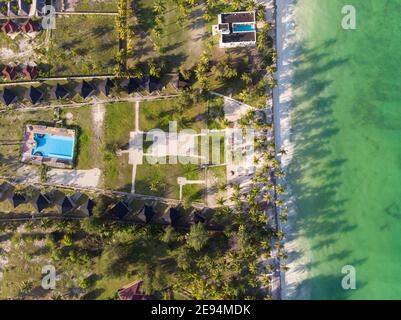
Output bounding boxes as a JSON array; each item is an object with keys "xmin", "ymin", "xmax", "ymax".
[
  {"xmin": 98, "ymin": 78, "xmax": 114, "ymax": 96},
  {"xmin": 118, "ymin": 281, "xmax": 148, "ymax": 300},
  {"xmin": 214, "ymin": 11, "xmax": 257, "ymax": 48},
  {"xmin": 28, "ymin": 86, "xmax": 44, "ymax": 104},
  {"xmin": 1, "ymin": 20, "xmax": 19, "ymax": 34},
  {"xmin": 2, "ymin": 65, "xmax": 18, "ymax": 81},
  {"xmin": 0, "ymin": 88, "xmax": 18, "ymax": 106},
  {"xmin": 21, "ymin": 19, "xmax": 40, "ymax": 33},
  {"xmin": 220, "ymin": 12, "xmax": 255, "ymax": 24},
  {"xmin": 51, "ymin": 83, "xmax": 70, "ymax": 100},
  {"xmin": 110, "ymin": 201, "xmax": 131, "ymax": 220},
  {"xmin": 23, "ymin": 65, "xmax": 39, "ymax": 80},
  {"xmin": 76, "ymin": 80, "xmax": 95, "ymax": 99}
]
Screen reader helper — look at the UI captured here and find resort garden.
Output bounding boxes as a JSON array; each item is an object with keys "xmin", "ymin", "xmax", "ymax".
[{"xmin": 0, "ymin": 0, "xmax": 286, "ymax": 300}]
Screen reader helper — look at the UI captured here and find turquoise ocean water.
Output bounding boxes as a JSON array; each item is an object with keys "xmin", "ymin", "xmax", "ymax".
[{"xmin": 287, "ymin": 0, "xmax": 401, "ymax": 299}]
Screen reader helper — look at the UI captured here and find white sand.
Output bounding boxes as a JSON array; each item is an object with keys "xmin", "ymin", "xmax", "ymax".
[
  {"xmin": 274, "ymin": 0, "xmax": 312, "ymax": 300},
  {"xmin": 46, "ymin": 168, "xmax": 101, "ymax": 188},
  {"xmin": 92, "ymin": 102, "xmax": 105, "ymax": 143}
]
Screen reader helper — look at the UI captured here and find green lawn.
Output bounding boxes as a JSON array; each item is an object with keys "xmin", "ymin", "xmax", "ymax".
[
  {"xmin": 0, "ymin": 110, "xmax": 53, "ymax": 176},
  {"xmin": 137, "ymin": 0, "xmax": 205, "ymax": 71},
  {"xmin": 135, "ymin": 162, "xmax": 204, "ymax": 201},
  {"xmin": 139, "ymin": 97, "xmax": 207, "ymax": 132},
  {"xmin": 60, "ymin": 106, "xmax": 101, "ymax": 170},
  {"xmin": 136, "ymin": 97, "xmax": 207, "ymax": 201},
  {"xmin": 0, "ymin": 110, "xmax": 54, "ymax": 141},
  {"xmin": 49, "ymin": 15, "xmax": 118, "ymax": 76},
  {"xmin": 74, "ymin": 0, "xmax": 118, "ymax": 12},
  {"xmin": 207, "ymin": 165, "xmax": 226, "ymax": 186},
  {"xmin": 0, "ymin": 106, "xmax": 101, "ymax": 175},
  {"xmin": 103, "ymin": 102, "xmax": 136, "ymax": 191},
  {"xmin": 0, "ymin": 145, "xmax": 25, "ymax": 177}
]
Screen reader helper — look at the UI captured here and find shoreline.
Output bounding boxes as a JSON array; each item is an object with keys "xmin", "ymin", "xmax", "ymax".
[{"xmin": 273, "ymin": 0, "xmax": 312, "ymax": 299}]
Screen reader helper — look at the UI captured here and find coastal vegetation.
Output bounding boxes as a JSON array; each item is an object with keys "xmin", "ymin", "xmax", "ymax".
[
  {"xmin": 48, "ymin": 15, "xmax": 118, "ymax": 76},
  {"xmin": 0, "ymin": 0, "xmax": 285, "ymax": 301},
  {"xmin": 0, "ymin": 188, "xmax": 277, "ymax": 299}
]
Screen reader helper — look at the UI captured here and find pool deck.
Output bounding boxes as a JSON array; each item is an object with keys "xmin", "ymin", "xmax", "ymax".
[{"xmin": 21, "ymin": 125, "xmax": 75, "ymax": 168}]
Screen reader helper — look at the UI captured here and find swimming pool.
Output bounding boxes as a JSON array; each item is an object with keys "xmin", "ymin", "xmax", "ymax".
[
  {"xmin": 232, "ymin": 23, "xmax": 255, "ymax": 33},
  {"xmin": 32, "ymin": 133, "xmax": 75, "ymax": 160}
]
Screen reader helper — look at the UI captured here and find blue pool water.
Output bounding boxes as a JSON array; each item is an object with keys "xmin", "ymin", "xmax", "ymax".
[
  {"xmin": 232, "ymin": 23, "xmax": 255, "ymax": 33},
  {"xmin": 32, "ymin": 134, "xmax": 75, "ymax": 160}
]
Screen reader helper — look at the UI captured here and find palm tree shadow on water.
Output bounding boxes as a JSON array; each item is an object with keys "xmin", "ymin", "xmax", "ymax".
[{"xmin": 284, "ymin": 38, "xmax": 368, "ymax": 299}]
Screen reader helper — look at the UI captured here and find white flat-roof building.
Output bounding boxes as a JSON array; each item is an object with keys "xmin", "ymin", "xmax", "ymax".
[{"xmin": 213, "ymin": 11, "xmax": 257, "ymax": 48}]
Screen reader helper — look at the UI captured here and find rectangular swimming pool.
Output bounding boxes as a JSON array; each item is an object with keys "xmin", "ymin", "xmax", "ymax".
[
  {"xmin": 32, "ymin": 133, "xmax": 75, "ymax": 160},
  {"xmin": 232, "ymin": 23, "xmax": 256, "ymax": 33}
]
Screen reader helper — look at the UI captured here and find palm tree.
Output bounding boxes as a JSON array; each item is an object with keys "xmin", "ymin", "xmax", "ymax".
[
  {"xmin": 149, "ymin": 60, "xmax": 161, "ymax": 78},
  {"xmin": 216, "ymin": 197, "xmax": 226, "ymax": 206},
  {"xmin": 276, "ymin": 230, "xmax": 285, "ymax": 241},
  {"xmin": 218, "ymin": 183, "xmax": 227, "ymax": 192},
  {"xmin": 275, "ymin": 170, "xmax": 286, "ymax": 179},
  {"xmin": 153, "ymin": 0, "xmax": 166, "ymax": 15},
  {"xmin": 257, "ymin": 8, "xmax": 266, "ymax": 22},
  {"xmin": 260, "ymin": 274, "xmax": 271, "ymax": 287},
  {"xmin": 203, "ymin": 12, "xmax": 212, "ymax": 22},
  {"xmin": 232, "ymin": 183, "xmax": 241, "ymax": 193},
  {"xmin": 19, "ymin": 280, "xmax": 33, "ymax": 295},
  {"xmin": 276, "ymin": 185, "xmax": 285, "ymax": 194},
  {"xmin": 263, "ymin": 193, "xmax": 273, "ymax": 203},
  {"xmin": 241, "ymin": 73, "xmax": 252, "ymax": 85},
  {"xmin": 279, "ymin": 148, "xmax": 287, "ymax": 156},
  {"xmin": 187, "ymin": 223, "xmax": 209, "ymax": 251},
  {"xmin": 62, "ymin": 233, "xmax": 73, "ymax": 247},
  {"xmin": 267, "ymin": 77, "xmax": 278, "ymax": 88},
  {"xmin": 266, "ymin": 65, "xmax": 277, "ymax": 75}
]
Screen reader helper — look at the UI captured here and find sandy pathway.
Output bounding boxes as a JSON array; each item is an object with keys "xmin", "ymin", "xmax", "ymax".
[
  {"xmin": 130, "ymin": 101, "xmax": 140, "ymax": 193},
  {"xmin": 92, "ymin": 102, "xmax": 105, "ymax": 144}
]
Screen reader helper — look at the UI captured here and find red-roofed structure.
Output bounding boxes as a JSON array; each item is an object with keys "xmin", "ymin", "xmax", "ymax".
[
  {"xmin": 22, "ymin": 65, "xmax": 39, "ymax": 80},
  {"xmin": 1, "ymin": 20, "xmax": 19, "ymax": 34},
  {"xmin": 21, "ymin": 19, "xmax": 39, "ymax": 33},
  {"xmin": 2, "ymin": 65, "xmax": 18, "ymax": 81},
  {"xmin": 118, "ymin": 281, "xmax": 148, "ymax": 300}
]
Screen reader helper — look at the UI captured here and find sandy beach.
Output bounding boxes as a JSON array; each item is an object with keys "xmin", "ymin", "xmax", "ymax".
[{"xmin": 273, "ymin": 0, "xmax": 312, "ymax": 300}]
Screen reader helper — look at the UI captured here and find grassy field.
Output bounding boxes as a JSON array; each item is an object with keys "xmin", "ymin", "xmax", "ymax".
[
  {"xmin": 60, "ymin": 106, "xmax": 101, "ymax": 170},
  {"xmin": 0, "ymin": 106, "xmax": 102, "ymax": 175},
  {"xmin": 0, "ymin": 220, "xmax": 197, "ymax": 300},
  {"xmin": 137, "ymin": 0, "xmax": 205, "ymax": 71},
  {"xmin": 0, "ymin": 109, "xmax": 54, "ymax": 176},
  {"xmin": 0, "ymin": 220, "xmax": 119, "ymax": 299},
  {"xmin": 0, "ymin": 110, "xmax": 54, "ymax": 141},
  {"xmin": 49, "ymin": 15, "xmax": 118, "ymax": 76},
  {"xmin": 103, "ymin": 102, "xmax": 136, "ymax": 192},
  {"xmin": 135, "ymin": 162, "xmax": 205, "ymax": 201},
  {"xmin": 139, "ymin": 97, "xmax": 207, "ymax": 132},
  {"xmin": 0, "ymin": 145, "xmax": 24, "ymax": 177},
  {"xmin": 74, "ymin": 0, "xmax": 118, "ymax": 12},
  {"xmin": 136, "ymin": 97, "xmax": 207, "ymax": 201},
  {"xmin": 0, "ymin": 110, "xmax": 53, "ymax": 176},
  {"xmin": 0, "ymin": 225, "xmax": 90, "ymax": 299}
]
